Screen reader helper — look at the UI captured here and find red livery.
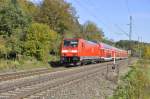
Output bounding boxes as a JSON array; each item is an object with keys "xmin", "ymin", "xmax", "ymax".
[{"xmin": 60, "ymin": 38, "xmax": 128, "ymax": 65}]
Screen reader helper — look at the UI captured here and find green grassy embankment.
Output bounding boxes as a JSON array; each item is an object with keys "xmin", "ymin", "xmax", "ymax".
[
  {"xmin": 110, "ymin": 59, "xmax": 150, "ymax": 99},
  {"xmin": 0, "ymin": 55, "xmax": 60, "ymax": 72}
]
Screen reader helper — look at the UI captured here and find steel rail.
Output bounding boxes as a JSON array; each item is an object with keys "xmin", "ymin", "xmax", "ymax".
[
  {"xmin": 0, "ymin": 59, "xmax": 131, "ymax": 99},
  {"xmin": 0, "ymin": 68, "xmax": 51, "ymax": 81},
  {"xmin": 0, "ymin": 63, "xmax": 107, "ymax": 99},
  {"xmin": 0, "ymin": 61, "xmax": 112, "ymax": 93}
]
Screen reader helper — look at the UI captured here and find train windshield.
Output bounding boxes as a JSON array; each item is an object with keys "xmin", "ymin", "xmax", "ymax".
[{"xmin": 64, "ymin": 40, "xmax": 78, "ymax": 47}]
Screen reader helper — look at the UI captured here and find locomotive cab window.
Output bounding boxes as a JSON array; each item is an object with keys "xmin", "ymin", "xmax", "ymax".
[{"xmin": 64, "ymin": 40, "xmax": 78, "ymax": 47}]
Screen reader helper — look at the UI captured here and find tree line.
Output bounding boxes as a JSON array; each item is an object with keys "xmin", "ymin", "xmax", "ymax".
[
  {"xmin": 0, "ymin": 0, "xmax": 150, "ymax": 63},
  {"xmin": 116, "ymin": 40, "xmax": 150, "ymax": 59},
  {"xmin": 0, "ymin": 0, "xmax": 104, "ymax": 62}
]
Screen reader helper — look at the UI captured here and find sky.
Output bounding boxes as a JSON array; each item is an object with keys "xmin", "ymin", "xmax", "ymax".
[{"xmin": 30, "ymin": 0, "xmax": 150, "ymax": 43}]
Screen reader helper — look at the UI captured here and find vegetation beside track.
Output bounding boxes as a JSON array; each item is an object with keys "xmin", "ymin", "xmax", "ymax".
[
  {"xmin": 110, "ymin": 59, "xmax": 150, "ymax": 99},
  {"xmin": 0, "ymin": 0, "xmax": 150, "ymax": 72},
  {"xmin": 0, "ymin": 0, "xmax": 104, "ymax": 71},
  {"xmin": 0, "ymin": 59, "xmax": 49, "ymax": 72},
  {"xmin": 0, "ymin": 55, "xmax": 60, "ymax": 72}
]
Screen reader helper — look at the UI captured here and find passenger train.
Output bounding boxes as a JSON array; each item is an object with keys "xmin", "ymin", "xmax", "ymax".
[{"xmin": 60, "ymin": 38, "xmax": 128, "ymax": 65}]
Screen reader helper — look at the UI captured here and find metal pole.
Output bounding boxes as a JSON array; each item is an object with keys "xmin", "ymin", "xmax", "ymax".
[
  {"xmin": 129, "ymin": 16, "xmax": 132, "ymax": 54},
  {"xmin": 129, "ymin": 16, "xmax": 132, "ymax": 42},
  {"xmin": 140, "ymin": 37, "xmax": 142, "ymax": 58},
  {"xmin": 138, "ymin": 36, "xmax": 140, "ymax": 58},
  {"xmin": 128, "ymin": 16, "xmax": 132, "ymax": 65}
]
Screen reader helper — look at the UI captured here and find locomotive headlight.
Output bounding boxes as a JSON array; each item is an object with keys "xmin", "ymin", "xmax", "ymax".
[
  {"xmin": 62, "ymin": 50, "xmax": 68, "ymax": 53},
  {"xmin": 71, "ymin": 50, "xmax": 78, "ymax": 53}
]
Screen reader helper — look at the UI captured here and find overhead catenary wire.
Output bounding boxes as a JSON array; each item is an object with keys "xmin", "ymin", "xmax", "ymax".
[
  {"xmin": 114, "ymin": 24, "xmax": 129, "ymax": 36},
  {"xmin": 73, "ymin": 0, "xmax": 117, "ymax": 34},
  {"xmin": 86, "ymin": 0, "xmax": 132, "ymax": 38},
  {"xmin": 113, "ymin": 0, "xmax": 134, "ymax": 40},
  {"xmin": 74, "ymin": 0, "xmax": 133, "ymax": 38}
]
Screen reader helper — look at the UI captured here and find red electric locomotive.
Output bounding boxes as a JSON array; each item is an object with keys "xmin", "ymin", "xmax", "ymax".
[{"xmin": 60, "ymin": 38, "xmax": 100, "ymax": 65}]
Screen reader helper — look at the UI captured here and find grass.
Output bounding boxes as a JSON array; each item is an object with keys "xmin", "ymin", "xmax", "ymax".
[
  {"xmin": 110, "ymin": 59, "xmax": 150, "ymax": 99},
  {"xmin": 0, "ymin": 59, "xmax": 50, "ymax": 72},
  {"xmin": 0, "ymin": 55, "xmax": 60, "ymax": 72}
]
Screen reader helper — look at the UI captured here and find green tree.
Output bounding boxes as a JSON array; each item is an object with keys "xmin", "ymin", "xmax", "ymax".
[
  {"xmin": 0, "ymin": 36, "xmax": 8, "ymax": 58},
  {"xmin": 35, "ymin": 0, "xmax": 80, "ymax": 37},
  {"xmin": 24, "ymin": 23, "xmax": 58, "ymax": 62},
  {"xmin": 0, "ymin": 0, "xmax": 31, "ymax": 60},
  {"xmin": 102, "ymin": 38, "xmax": 115, "ymax": 46},
  {"xmin": 17, "ymin": 0, "xmax": 38, "ymax": 18},
  {"xmin": 81, "ymin": 21, "xmax": 104, "ymax": 41},
  {"xmin": 0, "ymin": 0, "xmax": 31, "ymax": 36},
  {"xmin": 115, "ymin": 40, "xmax": 149, "ymax": 57}
]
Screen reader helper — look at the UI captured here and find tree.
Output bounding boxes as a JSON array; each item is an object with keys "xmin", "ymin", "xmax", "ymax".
[
  {"xmin": 143, "ymin": 46, "xmax": 150, "ymax": 59},
  {"xmin": 115, "ymin": 40, "xmax": 150, "ymax": 57},
  {"xmin": 0, "ymin": 0, "xmax": 31, "ymax": 60},
  {"xmin": 35, "ymin": 0, "xmax": 80, "ymax": 37},
  {"xmin": 17, "ymin": 0, "xmax": 38, "ymax": 18},
  {"xmin": 81, "ymin": 21, "xmax": 104, "ymax": 41},
  {"xmin": 102, "ymin": 38, "xmax": 115, "ymax": 46},
  {"xmin": 24, "ymin": 23, "xmax": 58, "ymax": 62},
  {"xmin": 0, "ymin": 0, "xmax": 31, "ymax": 37},
  {"xmin": 0, "ymin": 36, "xmax": 8, "ymax": 58}
]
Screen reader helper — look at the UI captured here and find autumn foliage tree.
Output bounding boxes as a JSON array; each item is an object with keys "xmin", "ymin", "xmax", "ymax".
[
  {"xmin": 0, "ymin": 0, "xmax": 30, "ymax": 36},
  {"xmin": 81, "ymin": 21, "xmax": 104, "ymax": 41},
  {"xmin": 0, "ymin": 0, "xmax": 31, "ymax": 60},
  {"xmin": 0, "ymin": 0, "xmax": 105, "ymax": 63},
  {"xmin": 24, "ymin": 23, "xmax": 58, "ymax": 62},
  {"xmin": 143, "ymin": 46, "xmax": 150, "ymax": 59},
  {"xmin": 35, "ymin": 0, "xmax": 80, "ymax": 37}
]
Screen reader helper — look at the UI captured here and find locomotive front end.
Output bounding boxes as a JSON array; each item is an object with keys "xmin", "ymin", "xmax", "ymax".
[{"xmin": 61, "ymin": 39, "xmax": 79, "ymax": 64}]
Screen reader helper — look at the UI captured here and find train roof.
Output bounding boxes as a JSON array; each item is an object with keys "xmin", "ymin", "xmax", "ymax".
[
  {"xmin": 99, "ymin": 42, "xmax": 114, "ymax": 49},
  {"xmin": 99, "ymin": 42, "xmax": 127, "ymax": 52},
  {"xmin": 63, "ymin": 38, "xmax": 127, "ymax": 52}
]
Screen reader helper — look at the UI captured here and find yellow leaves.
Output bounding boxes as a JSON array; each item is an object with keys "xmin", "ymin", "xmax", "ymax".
[
  {"xmin": 25, "ymin": 22, "xmax": 59, "ymax": 62},
  {"xmin": 82, "ymin": 21, "xmax": 104, "ymax": 41},
  {"xmin": 143, "ymin": 46, "xmax": 150, "ymax": 59},
  {"xmin": 0, "ymin": 36, "xmax": 6, "ymax": 53},
  {"xmin": 112, "ymin": 61, "xmax": 150, "ymax": 99},
  {"xmin": 90, "ymin": 33, "xmax": 102, "ymax": 41},
  {"xmin": 27, "ymin": 23, "xmax": 58, "ymax": 42},
  {"xmin": 17, "ymin": 0, "xmax": 38, "ymax": 16},
  {"xmin": 36, "ymin": 0, "xmax": 79, "ymax": 35}
]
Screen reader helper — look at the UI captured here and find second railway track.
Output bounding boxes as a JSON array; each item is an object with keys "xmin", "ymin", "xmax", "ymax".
[{"xmin": 0, "ymin": 59, "xmax": 135, "ymax": 99}]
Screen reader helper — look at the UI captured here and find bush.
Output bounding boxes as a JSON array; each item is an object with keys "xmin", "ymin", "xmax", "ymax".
[
  {"xmin": 111, "ymin": 61, "xmax": 150, "ymax": 99},
  {"xmin": 24, "ymin": 23, "xmax": 59, "ymax": 62}
]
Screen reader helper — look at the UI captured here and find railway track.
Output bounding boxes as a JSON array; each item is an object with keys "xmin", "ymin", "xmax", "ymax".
[
  {"xmin": 0, "ymin": 59, "xmax": 135, "ymax": 99},
  {"xmin": 0, "ymin": 68, "xmax": 52, "ymax": 82}
]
